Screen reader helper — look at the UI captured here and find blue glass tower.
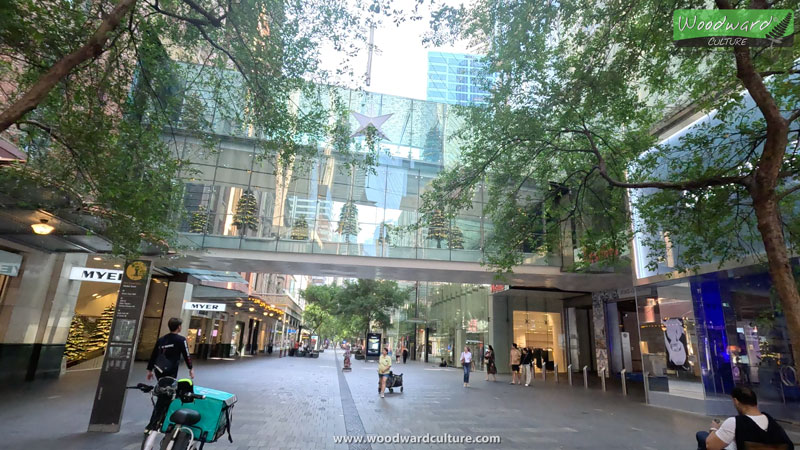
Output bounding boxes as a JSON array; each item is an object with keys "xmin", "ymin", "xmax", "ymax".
[{"xmin": 426, "ymin": 51, "xmax": 489, "ymax": 106}]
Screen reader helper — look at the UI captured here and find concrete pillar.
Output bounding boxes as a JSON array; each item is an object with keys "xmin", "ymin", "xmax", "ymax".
[
  {"xmin": 161, "ymin": 282, "xmax": 193, "ymax": 336},
  {"xmin": 592, "ymin": 290, "xmax": 618, "ymax": 376},
  {"xmin": 491, "ymin": 294, "xmax": 511, "ymax": 374},
  {"xmin": 607, "ymin": 302, "xmax": 623, "ymax": 374},
  {"xmin": 0, "ymin": 252, "xmax": 86, "ymax": 382}
]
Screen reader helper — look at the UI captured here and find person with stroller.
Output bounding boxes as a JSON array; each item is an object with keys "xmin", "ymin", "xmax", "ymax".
[{"xmin": 378, "ymin": 347, "xmax": 392, "ymax": 398}]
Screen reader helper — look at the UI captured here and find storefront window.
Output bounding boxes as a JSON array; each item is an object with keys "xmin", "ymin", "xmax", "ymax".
[
  {"xmin": 637, "ymin": 282, "xmax": 704, "ymax": 409},
  {"xmin": 512, "ymin": 311, "xmax": 565, "ymax": 371}
]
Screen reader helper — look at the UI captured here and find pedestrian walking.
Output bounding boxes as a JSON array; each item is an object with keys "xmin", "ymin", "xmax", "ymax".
[
  {"xmin": 509, "ymin": 343, "xmax": 522, "ymax": 385},
  {"xmin": 520, "ymin": 348, "xmax": 531, "ymax": 386},
  {"xmin": 522, "ymin": 347, "xmax": 533, "ymax": 386},
  {"xmin": 396, "ymin": 342, "xmax": 402, "ymax": 363},
  {"xmin": 402, "ymin": 344, "xmax": 409, "ymax": 364},
  {"xmin": 378, "ymin": 347, "xmax": 392, "ymax": 398},
  {"xmin": 460, "ymin": 346, "xmax": 473, "ymax": 387},
  {"xmin": 485, "ymin": 345, "xmax": 497, "ymax": 381}
]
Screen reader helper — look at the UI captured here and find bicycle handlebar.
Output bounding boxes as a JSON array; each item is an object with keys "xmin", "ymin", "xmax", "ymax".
[{"xmin": 127, "ymin": 383, "xmax": 154, "ymax": 393}]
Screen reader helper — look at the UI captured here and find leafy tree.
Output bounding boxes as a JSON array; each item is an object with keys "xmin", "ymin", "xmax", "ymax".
[
  {"xmin": 189, "ymin": 205, "xmax": 212, "ymax": 234},
  {"xmin": 291, "ymin": 214, "xmax": 309, "ymax": 240},
  {"xmin": 425, "ymin": 208, "xmax": 449, "ymax": 248},
  {"xmin": 232, "ymin": 190, "xmax": 258, "ymax": 234},
  {"xmin": 427, "ymin": 0, "xmax": 800, "ymax": 367},
  {"xmin": 302, "ymin": 302, "xmax": 331, "ymax": 338},
  {"xmin": 336, "ymin": 279, "xmax": 408, "ymax": 340},
  {"xmin": 0, "ymin": 0, "xmax": 386, "ymax": 254},
  {"xmin": 337, "ymin": 199, "xmax": 360, "ymax": 244}
]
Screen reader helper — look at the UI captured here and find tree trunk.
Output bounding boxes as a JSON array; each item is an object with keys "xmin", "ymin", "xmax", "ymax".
[
  {"xmin": 0, "ymin": 0, "xmax": 138, "ymax": 132},
  {"xmin": 752, "ymin": 186, "xmax": 800, "ymax": 372}
]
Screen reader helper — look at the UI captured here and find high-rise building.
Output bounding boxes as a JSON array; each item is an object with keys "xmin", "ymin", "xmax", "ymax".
[{"xmin": 426, "ymin": 51, "xmax": 489, "ymax": 106}]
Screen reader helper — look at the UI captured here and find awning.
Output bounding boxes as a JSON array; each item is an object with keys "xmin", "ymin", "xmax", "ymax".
[
  {"xmin": 0, "ymin": 139, "xmax": 26, "ymax": 163},
  {"xmin": 192, "ymin": 285, "xmax": 249, "ymax": 299},
  {"xmin": 171, "ymin": 268, "xmax": 248, "ymax": 284}
]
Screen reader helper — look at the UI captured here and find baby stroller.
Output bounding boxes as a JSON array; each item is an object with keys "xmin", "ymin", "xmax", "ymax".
[{"xmin": 384, "ymin": 371, "xmax": 403, "ymax": 394}]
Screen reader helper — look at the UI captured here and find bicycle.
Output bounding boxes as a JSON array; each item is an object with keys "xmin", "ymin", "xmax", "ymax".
[
  {"xmin": 130, "ymin": 378, "xmax": 235, "ymax": 450},
  {"xmin": 128, "ymin": 377, "xmax": 206, "ymax": 450}
]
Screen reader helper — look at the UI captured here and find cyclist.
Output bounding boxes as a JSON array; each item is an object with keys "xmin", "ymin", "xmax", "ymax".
[{"xmin": 144, "ymin": 318, "xmax": 195, "ymax": 431}]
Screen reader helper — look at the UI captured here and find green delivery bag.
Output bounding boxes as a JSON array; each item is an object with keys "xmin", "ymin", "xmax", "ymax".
[{"xmin": 161, "ymin": 385, "xmax": 237, "ymax": 443}]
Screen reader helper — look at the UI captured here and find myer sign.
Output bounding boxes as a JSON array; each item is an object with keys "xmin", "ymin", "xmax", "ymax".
[
  {"xmin": 69, "ymin": 267, "xmax": 123, "ymax": 283},
  {"xmin": 184, "ymin": 302, "xmax": 227, "ymax": 312}
]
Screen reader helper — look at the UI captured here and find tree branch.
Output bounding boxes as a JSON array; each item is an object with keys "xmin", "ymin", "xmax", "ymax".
[{"xmin": 0, "ymin": 0, "xmax": 137, "ymax": 132}]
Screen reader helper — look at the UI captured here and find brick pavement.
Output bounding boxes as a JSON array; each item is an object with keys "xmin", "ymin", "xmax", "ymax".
[{"xmin": 0, "ymin": 350, "xmax": 797, "ymax": 450}]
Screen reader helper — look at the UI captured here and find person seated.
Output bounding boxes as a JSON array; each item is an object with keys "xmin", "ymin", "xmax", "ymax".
[{"xmin": 697, "ymin": 386, "xmax": 793, "ymax": 450}]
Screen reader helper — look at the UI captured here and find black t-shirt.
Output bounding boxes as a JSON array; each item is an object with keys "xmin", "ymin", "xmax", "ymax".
[{"xmin": 147, "ymin": 333, "xmax": 192, "ymax": 378}]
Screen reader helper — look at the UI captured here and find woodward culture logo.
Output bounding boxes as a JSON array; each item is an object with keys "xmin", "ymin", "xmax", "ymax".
[{"xmin": 673, "ymin": 9, "xmax": 794, "ymax": 47}]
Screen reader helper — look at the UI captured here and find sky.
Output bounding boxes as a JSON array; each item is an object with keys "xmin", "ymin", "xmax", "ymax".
[{"xmin": 319, "ymin": 0, "xmax": 476, "ymax": 101}]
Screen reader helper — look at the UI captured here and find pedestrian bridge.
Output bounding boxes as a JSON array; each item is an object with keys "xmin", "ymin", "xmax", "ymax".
[{"xmin": 163, "ymin": 233, "xmax": 628, "ymax": 291}]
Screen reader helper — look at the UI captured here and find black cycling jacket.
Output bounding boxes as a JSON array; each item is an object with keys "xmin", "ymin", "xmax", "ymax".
[{"xmin": 147, "ymin": 332, "xmax": 193, "ymax": 377}]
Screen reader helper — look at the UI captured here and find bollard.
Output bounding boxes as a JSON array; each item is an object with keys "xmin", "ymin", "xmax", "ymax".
[
  {"xmin": 643, "ymin": 371, "xmax": 650, "ymax": 403},
  {"xmin": 583, "ymin": 365, "xmax": 588, "ymax": 389},
  {"xmin": 555, "ymin": 363, "xmax": 559, "ymax": 383},
  {"xmin": 601, "ymin": 368, "xmax": 606, "ymax": 392},
  {"xmin": 621, "ymin": 369, "xmax": 627, "ymax": 396},
  {"xmin": 568, "ymin": 364, "xmax": 573, "ymax": 386}
]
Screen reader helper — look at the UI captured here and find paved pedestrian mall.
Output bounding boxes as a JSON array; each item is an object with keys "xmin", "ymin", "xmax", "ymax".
[{"xmin": 1, "ymin": 350, "xmax": 798, "ymax": 450}]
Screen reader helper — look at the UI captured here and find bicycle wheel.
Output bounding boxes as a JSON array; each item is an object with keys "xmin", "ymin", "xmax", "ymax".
[
  {"xmin": 141, "ymin": 431, "xmax": 161, "ymax": 450},
  {"xmin": 159, "ymin": 429, "xmax": 191, "ymax": 450}
]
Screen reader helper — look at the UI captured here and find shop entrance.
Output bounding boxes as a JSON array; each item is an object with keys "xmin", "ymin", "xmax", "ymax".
[{"xmin": 512, "ymin": 310, "xmax": 566, "ymax": 372}]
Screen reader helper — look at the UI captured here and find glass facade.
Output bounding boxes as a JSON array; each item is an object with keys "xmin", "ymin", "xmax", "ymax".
[
  {"xmin": 637, "ymin": 266, "xmax": 799, "ymax": 421},
  {"xmin": 426, "ymin": 52, "xmax": 490, "ymax": 106},
  {"xmin": 171, "ymin": 87, "xmax": 555, "ymax": 267}
]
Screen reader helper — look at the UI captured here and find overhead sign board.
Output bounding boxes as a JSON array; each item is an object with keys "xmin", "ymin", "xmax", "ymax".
[
  {"xmin": 183, "ymin": 302, "xmax": 227, "ymax": 312},
  {"xmin": 0, "ymin": 250, "xmax": 22, "ymax": 276},
  {"xmin": 70, "ymin": 267, "xmax": 123, "ymax": 283}
]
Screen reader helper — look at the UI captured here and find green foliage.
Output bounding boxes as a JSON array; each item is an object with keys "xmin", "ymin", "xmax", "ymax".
[
  {"xmin": 291, "ymin": 214, "xmax": 309, "ymax": 240},
  {"xmin": 377, "ymin": 221, "xmax": 393, "ymax": 246},
  {"xmin": 337, "ymin": 199, "xmax": 360, "ymax": 243},
  {"xmin": 302, "ymin": 302, "xmax": 331, "ymax": 335},
  {"xmin": 425, "ymin": 0, "xmax": 800, "ymax": 276},
  {"xmin": 0, "ymin": 0, "xmax": 382, "ymax": 255},
  {"xmin": 337, "ymin": 279, "xmax": 409, "ymax": 336},
  {"xmin": 232, "ymin": 190, "xmax": 258, "ymax": 234}
]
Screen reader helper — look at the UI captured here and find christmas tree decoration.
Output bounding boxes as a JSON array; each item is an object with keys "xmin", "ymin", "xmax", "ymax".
[
  {"xmin": 291, "ymin": 215, "xmax": 309, "ymax": 240},
  {"xmin": 87, "ymin": 304, "xmax": 115, "ymax": 352},
  {"xmin": 189, "ymin": 205, "xmax": 212, "ymax": 234},
  {"xmin": 377, "ymin": 222, "xmax": 393, "ymax": 246},
  {"xmin": 338, "ymin": 199, "xmax": 360, "ymax": 244},
  {"xmin": 426, "ymin": 209, "xmax": 449, "ymax": 248},
  {"xmin": 65, "ymin": 315, "xmax": 88, "ymax": 362},
  {"xmin": 448, "ymin": 223, "xmax": 465, "ymax": 249},
  {"xmin": 233, "ymin": 190, "xmax": 259, "ymax": 234}
]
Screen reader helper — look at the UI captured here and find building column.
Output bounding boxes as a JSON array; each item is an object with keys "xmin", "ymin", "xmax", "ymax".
[
  {"xmin": 0, "ymin": 252, "xmax": 87, "ymax": 382},
  {"xmin": 592, "ymin": 290, "xmax": 618, "ymax": 376},
  {"xmin": 161, "ymin": 282, "xmax": 193, "ymax": 336}
]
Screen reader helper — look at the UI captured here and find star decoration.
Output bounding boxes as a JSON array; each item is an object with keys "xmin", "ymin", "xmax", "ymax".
[{"xmin": 350, "ymin": 111, "xmax": 393, "ymax": 140}]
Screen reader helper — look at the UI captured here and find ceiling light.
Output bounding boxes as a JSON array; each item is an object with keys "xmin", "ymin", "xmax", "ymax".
[
  {"xmin": 270, "ymin": 304, "xmax": 275, "ymax": 307},
  {"xmin": 269, "ymin": 313, "xmax": 274, "ymax": 317},
  {"xmin": 263, "ymin": 312, "xmax": 268, "ymax": 316},
  {"xmin": 113, "ymin": 264, "xmax": 121, "ymax": 268},
  {"xmin": 249, "ymin": 307, "xmax": 255, "ymax": 312},
  {"xmin": 236, "ymin": 301, "xmax": 243, "ymax": 308},
  {"xmin": 93, "ymin": 257, "xmax": 102, "ymax": 261},
  {"xmin": 31, "ymin": 219, "xmax": 54, "ymax": 235}
]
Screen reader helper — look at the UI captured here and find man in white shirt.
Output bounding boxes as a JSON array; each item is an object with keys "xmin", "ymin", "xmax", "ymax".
[{"xmin": 698, "ymin": 386, "xmax": 792, "ymax": 450}]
